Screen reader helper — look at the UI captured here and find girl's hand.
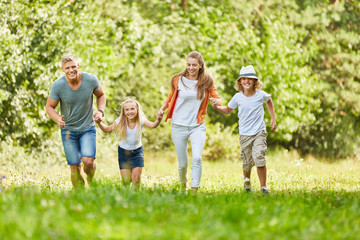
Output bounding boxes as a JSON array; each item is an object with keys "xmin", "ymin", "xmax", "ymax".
[
  {"xmin": 94, "ymin": 116, "xmax": 103, "ymax": 124},
  {"xmin": 156, "ymin": 110, "xmax": 164, "ymax": 121}
]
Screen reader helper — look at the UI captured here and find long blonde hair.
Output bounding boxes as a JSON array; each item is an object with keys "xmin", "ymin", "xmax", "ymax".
[
  {"xmin": 170, "ymin": 51, "xmax": 214, "ymax": 99},
  {"xmin": 114, "ymin": 98, "xmax": 144, "ymax": 140}
]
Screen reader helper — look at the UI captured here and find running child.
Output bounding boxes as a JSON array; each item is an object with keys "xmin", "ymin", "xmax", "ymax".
[
  {"xmin": 213, "ymin": 65, "xmax": 276, "ymax": 194},
  {"xmin": 96, "ymin": 98, "xmax": 163, "ymax": 188}
]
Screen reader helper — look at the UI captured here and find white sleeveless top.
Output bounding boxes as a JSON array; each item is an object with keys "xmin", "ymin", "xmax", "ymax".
[{"xmin": 115, "ymin": 117, "xmax": 146, "ymax": 150}]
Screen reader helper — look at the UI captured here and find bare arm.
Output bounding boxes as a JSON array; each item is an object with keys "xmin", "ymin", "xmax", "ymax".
[
  {"xmin": 45, "ymin": 97, "xmax": 65, "ymax": 129},
  {"xmin": 159, "ymin": 102, "xmax": 168, "ymax": 112},
  {"xmin": 266, "ymin": 98, "xmax": 277, "ymax": 130},
  {"xmin": 144, "ymin": 111, "xmax": 163, "ymax": 129},
  {"xmin": 97, "ymin": 121, "xmax": 116, "ymax": 133},
  {"xmin": 156, "ymin": 102, "xmax": 168, "ymax": 119},
  {"xmin": 214, "ymin": 105, "xmax": 233, "ymax": 115},
  {"xmin": 93, "ymin": 86, "xmax": 106, "ymax": 122}
]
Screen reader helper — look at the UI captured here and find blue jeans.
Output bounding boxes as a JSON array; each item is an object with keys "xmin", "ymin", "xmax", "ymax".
[{"xmin": 61, "ymin": 126, "xmax": 96, "ymax": 165}]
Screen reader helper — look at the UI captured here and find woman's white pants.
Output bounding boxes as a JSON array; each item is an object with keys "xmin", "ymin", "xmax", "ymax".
[{"xmin": 171, "ymin": 123, "xmax": 206, "ymax": 188}]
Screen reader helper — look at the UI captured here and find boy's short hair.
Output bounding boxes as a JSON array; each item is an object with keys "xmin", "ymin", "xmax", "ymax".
[{"xmin": 61, "ymin": 54, "xmax": 77, "ymax": 66}]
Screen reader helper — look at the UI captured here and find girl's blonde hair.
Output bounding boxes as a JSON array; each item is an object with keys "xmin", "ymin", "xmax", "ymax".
[
  {"xmin": 234, "ymin": 77, "xmax": 263, "ymax": 92},
  {"xmin": 114, "ymin": 97, "xmax": 144, "ymax": 140},
  {"xmin": 171, "ymin": 51, "xmax": 214, "ymax": 99}
]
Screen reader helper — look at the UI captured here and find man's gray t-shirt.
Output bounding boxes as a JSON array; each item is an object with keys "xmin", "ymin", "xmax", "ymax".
[
  {"xmin": 228, "ymin": 90, "xmax": 271, "ymax": 136},
  {"xmin": 49, "ymin": 72, "xmax": 100, "ymax": 132}
]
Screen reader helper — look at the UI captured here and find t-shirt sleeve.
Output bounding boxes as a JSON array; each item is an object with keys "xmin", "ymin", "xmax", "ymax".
[
  {"xmin": 227, "ymin": 94, "xmax": 239, "ymax": 109},
  {"xmin": 262, "ymin": 91, "xmax": 271, "ymax": 102},
  {"xmin": 115, "ymin": 117, "xmax": 120, "ymax": 125},
  {"xmin": 48, "ymin": 82, "xmax": 60, "ymax": 101},
  {"xmin": 92, "ymin": 74, "xmax": 101, "ymax": 93},
  {"xmin": 141, "ymin": 117, "xmax": 147, "ymax": 126}
]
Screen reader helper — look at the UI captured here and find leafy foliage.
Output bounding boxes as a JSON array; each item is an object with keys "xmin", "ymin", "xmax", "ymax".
[{"xmin": 0, "ymin": 0, "xmax": 359, "ymax": 158}]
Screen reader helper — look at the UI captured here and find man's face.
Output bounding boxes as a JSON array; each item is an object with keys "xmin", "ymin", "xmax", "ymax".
[{"xmin": 61, "ymin": 60, "xmax": 79, "ymax": 80}]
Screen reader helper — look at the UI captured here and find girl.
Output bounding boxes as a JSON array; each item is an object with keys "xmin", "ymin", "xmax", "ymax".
[
  {"xmin": 96, "ymin": 98, "xmax": 162, "ymax": 188},
  {"xmin": 213, "ymin": 65, "xmax": 276, "ymax": 194},
  {"xmin": 157, "ymin": 51, "xmax": 221, "ymax": 192}
]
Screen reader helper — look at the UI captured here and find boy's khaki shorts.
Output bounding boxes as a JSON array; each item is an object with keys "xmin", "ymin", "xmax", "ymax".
[{"xmin": 240, "ymin": 130, "xmax": 268, "ymax": 172}]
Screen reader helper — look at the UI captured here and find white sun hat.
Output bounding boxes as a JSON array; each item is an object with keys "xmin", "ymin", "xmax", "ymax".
[{"xmin": 239, "ymin": 65, "xmax": 258, "ymax": 79}]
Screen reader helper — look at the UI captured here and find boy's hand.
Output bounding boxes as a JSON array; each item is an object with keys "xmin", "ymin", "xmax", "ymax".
[
  {"xmin": 210, "ymin": 98, "xmax": 220, "ymax": 108},
  {"xmin": 270, "ymin": 119, "xmax": 277, "ymax": 130}
]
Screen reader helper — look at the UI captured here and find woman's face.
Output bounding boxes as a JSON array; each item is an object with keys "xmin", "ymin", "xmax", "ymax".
[{"xmin": 186, "ymin": 57, "xmax": 202, "ymax": 79}]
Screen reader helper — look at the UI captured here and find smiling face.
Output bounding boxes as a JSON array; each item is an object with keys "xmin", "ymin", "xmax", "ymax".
[
  {"xmin": 240, "ymin": 77, "xmax": 256, "ymax": 91},
  {"xmin": 186, "ymin": 57, "xmax": 202, "ymax": 80},
  {"xmin": 123, "ymin": 102, "xmax": 138, "ymax": 121},
  {"xmin": 61, "ymin": 60, "xmax": 79, "ymax": 81}
]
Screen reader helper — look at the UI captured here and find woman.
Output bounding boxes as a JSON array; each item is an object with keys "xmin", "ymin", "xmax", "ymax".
[{"xmin": 157, "ymin": 51, "xmax": 221, "ymax": 192}]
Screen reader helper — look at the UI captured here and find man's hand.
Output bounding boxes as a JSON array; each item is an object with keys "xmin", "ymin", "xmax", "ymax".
[
  {"xmin": 93, "ymin": 111, "xmax": 103, "ymax": 123},
  {"xmin": 58, "ymin": 115, "xmax": 66, "ymax": 129}
]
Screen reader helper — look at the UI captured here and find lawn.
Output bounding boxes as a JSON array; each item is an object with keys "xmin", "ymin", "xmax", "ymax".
[{"xmin": 1, "ymin": 149, "xmax": 360, "ymax": 240}]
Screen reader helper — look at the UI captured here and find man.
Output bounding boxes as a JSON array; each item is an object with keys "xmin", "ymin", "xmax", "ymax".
[{"xmin": 46, "ymin": 54, "xmax": 106, "ymax": 189}]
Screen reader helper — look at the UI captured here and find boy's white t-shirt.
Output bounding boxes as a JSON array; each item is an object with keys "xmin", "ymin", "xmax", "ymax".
[
  {"xmin": 115, "ymin": 117, "xmax": 146, "ymax": 150},
  {"xmin": 228, "ymin": 90, "xmax": 271, "ymax": 136},
  {"xmin": 171, "ymin": 76, "xmax": 203, "ymax": 126}
]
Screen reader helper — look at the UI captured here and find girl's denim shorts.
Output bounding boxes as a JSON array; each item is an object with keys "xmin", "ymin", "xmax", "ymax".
[{"xmin": 118, "ymin": 146, "xmax": 144, "ymax": 169}]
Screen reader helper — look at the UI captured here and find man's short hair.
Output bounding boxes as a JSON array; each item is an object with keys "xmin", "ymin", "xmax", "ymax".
[{"xmin": 61, "ymin": 54, "xmax": 77, "ymax": 66}]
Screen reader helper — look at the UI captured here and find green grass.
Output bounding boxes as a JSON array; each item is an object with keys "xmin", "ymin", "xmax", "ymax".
[{"xmin": 1, "ymin": 149, "xmax": 360, "ymax": 239}]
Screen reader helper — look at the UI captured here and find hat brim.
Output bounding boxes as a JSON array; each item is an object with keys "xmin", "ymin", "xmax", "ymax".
[{"xmin": 238, "ymin": 74, "xmax": 258, "ymax": 80}]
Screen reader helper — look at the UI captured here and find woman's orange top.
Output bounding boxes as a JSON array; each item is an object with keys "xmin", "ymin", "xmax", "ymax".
[{"xmin": 164, "ymin": 75, "xmax": 221, "ymax": 124}]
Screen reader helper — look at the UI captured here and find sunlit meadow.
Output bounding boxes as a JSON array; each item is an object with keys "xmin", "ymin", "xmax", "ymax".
[{"xmin": 1, "ymin": 139, "xmax": 360, "ymax": 239}]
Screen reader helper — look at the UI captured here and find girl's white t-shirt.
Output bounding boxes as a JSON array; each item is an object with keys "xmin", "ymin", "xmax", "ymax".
[
  {"xmin": 171, "ymin": 76, "xmax": 203, "ymax": 126},
  {"xmin": 228, "ymin": 90, "xmax": 271, "ymax": 136},
  {"xmin": 115, "ymin": 117, "xmax": 146, "ymax": 150}
]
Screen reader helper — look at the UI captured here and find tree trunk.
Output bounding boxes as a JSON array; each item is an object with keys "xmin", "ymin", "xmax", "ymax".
[{"xmin": 181, "ymin": 0, "xmax": 188, "ymax": 9}]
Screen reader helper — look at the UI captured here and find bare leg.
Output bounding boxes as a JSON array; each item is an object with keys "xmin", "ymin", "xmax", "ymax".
[
  {"xmin": 243, "ymin": 169, "xmax": 252, "ymax": 192},
  {"xmin": 70, "ymin": 164, "xmax": 85, "ymax": 189},
  {"xmin": 257, "ymin": 166, "xmax": 267, "ymax": 187},
  {"xmin": 82, "ymin": 157, "xmax": 96, "ymax": 185},
  {"xmin": 120, "ymin": 169, "xmax": 132, "ymax": 187},
  {"xmin": 131, "ymin": 167, "xmax": 142, "ymax": 189},
  {"xmin": 243, "ymin": 169, "xmax": 251, "ymax": 186}
]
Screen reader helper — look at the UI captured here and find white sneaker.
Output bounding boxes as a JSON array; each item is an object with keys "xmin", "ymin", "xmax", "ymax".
[
  {"xmin": 243, "ymin": 177, "xmax": 251, "ymax": 192},
  {"xmin": 261, "ymin": 186, "xmax": 270, "ymax": 194}
]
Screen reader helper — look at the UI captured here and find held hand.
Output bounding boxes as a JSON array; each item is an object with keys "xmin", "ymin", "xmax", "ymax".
[
  {"xmin": 210, "ymin": 98, "xmax": 220, "ymax": 108},
  {"xmin": 58, "ymin": 115, "xmax": 66, "ymax": 129},
  {"xmin": 93, "ymin": 111, "xmax": 103, "ymax": 123},
  {"xmin": 156, "ymin": 110, "xmax": 164, "ymax": 120},
  {"xmin": 270, "ymin": 119, "xmax": 277, "ymax": 130}
]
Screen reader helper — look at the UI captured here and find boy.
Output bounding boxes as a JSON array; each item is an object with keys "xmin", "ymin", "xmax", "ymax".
[{"xmin": 213, "ymin": 65, "xmax": 276, "ymax": 194}]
